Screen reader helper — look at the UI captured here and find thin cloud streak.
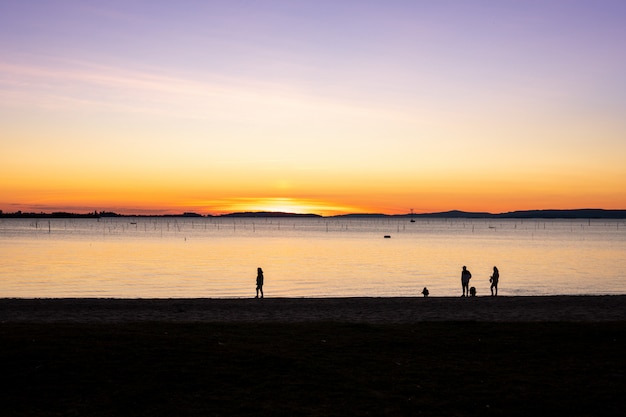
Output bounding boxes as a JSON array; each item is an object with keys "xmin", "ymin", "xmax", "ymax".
[{"xmin": 0, "ymin": 58, "xmax": 416, "ymax": 125}]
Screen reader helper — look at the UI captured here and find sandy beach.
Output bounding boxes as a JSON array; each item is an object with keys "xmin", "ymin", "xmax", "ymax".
[
  {"xmin": 2, "ymin": 296, "xmax": 624, "ymax": 416},
  {"xmin": 1, "ymin": 295, "xmax": 625, "ymax": 323}
]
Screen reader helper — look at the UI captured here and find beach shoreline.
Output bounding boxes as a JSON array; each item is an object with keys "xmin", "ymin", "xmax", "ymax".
[{"xmin": 2, "ymin": 295, "xmax": 624, "ymax": 323}]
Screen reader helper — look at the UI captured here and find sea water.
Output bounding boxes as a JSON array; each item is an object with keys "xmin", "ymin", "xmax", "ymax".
[{"xmin": 0, "ymin": 217, "xmax": 624, "ymax": 298}]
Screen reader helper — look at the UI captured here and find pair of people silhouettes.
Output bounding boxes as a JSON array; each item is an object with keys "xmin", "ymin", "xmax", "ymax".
[{"xmin": 461, "ymin": 266, "xmax": 499, "ymax": 296}]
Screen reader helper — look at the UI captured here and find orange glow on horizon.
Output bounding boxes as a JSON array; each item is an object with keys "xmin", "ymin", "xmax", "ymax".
[
  {"xmin": 2, "ymin": 163, "xmax": 626, "ymax": 216},
  {"xmin": 3, "ymin": 189, "xmax": 626, "ymax": 217}
]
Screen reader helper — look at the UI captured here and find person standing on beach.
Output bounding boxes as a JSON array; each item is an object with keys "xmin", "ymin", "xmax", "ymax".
[
  {"xmin": 490, "ymin": 266, "xmax": 499, "ymax": 296},
  {"xmin": 255, "ymin": 267, "xmax": 264, "ymax": 298},
  {"xmin": 461, "ymin": 266, "xmax": 472, "ymax": 297}
]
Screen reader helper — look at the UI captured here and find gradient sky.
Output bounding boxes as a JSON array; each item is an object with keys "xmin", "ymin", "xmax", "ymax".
[{"xmin": 1, "ymin": 0, "xmax": 625, "ymax": 215}]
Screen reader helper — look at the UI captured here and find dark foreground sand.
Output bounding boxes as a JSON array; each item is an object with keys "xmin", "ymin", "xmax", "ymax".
[{"xmin": 1, "ymin": 296, "xmax": 624, "ymax": 417}]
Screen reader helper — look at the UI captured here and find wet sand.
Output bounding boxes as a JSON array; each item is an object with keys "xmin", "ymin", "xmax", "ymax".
[
  {"xmin": 1, "ymin": 295, "xmax": 625, "ymax": 323},
  {"xmin": 2, "ymin": 296, "xmax": 624, "ymax": 416}
]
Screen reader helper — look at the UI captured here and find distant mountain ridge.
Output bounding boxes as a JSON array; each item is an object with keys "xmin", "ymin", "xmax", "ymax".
[
  {"xmin": 485, "ymin": 209, "xmax": 626, "ymax": 219},
  {"xmin": 2, "ymin": 209, "xmax": 626, "ymax": 219},
  {"xmin": 338, "ymin": 209, "xmax": 626, "ymax": 219}
]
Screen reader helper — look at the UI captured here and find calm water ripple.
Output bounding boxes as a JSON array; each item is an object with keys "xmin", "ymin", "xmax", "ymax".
[{"xmin": 1, "ymin": 217, "xmax": 625, "ymax": 298}]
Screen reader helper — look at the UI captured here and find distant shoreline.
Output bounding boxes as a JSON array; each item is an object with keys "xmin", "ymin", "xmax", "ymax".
[{"xmin": 2, "ymin": 208, "xmax": 626, "ymax": 219}]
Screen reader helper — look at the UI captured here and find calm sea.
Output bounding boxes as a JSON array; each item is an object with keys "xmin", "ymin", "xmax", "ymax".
[{"xmin": 1, "ymin": 217, "xmax": 624, "ymax": 298}]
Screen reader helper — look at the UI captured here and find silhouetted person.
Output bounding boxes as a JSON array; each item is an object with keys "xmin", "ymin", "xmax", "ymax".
[
  {"xmin": 461, "ymin": 266, "xmax": 472, "ymax": 297},
  {"xmin": 490, "ymin": 266, "xmax": 499, "ymax": 296},
  {"xmin": 422, "ymin": 287, "xmax": 429, "ymax": 297},
  {"xmin": 255, "ymin": 267, "xmax": 264, "ymax": 298},
  {"xmin": 469, "ymin": 286, "xmax": 476, "ymax": 297}
]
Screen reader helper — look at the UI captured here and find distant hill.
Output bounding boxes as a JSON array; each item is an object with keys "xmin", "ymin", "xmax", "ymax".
[
  {"xmin": 493, "ymin": 209, "xmax": 626, "ymax": 219},
  {"xmin": 411, "ymin": 210, "xmax": 494, "ymax": 219},
  {"xmin": 335, "ymin": 209, "xmax": 626, "ymax": 219}
]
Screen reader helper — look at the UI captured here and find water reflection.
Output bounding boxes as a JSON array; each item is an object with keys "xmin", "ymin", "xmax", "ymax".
[{"xmin": 1, "ymin": 218, "xmax": 624, "ymax": 298}]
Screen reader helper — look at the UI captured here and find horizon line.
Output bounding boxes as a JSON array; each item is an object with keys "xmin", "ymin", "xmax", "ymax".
[{"xmin": 2, "ymin": 208, "xmax": 626, "ymax": 219}]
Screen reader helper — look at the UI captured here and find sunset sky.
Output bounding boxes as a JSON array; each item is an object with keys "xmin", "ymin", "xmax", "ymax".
[{"xmin": 1, "ymin": 0, "xmax": 625, "ymax": 216}]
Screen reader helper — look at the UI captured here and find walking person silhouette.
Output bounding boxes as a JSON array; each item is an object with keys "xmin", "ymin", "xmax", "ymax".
[
  {"xmin": 255, "ymin": 267, "xmax": 264, "ymax": 298},
  {"xmin": 490, "ymin": 266, "xmax": 500, "ymax": 296}
]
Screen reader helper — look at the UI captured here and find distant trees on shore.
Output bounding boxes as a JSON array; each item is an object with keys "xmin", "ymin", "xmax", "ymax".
[{"xmin": 0, "ymin": 210, "xmax": 119, "ymax": 218}]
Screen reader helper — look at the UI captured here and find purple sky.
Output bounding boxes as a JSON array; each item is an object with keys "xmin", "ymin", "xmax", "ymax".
[{"xmin": 1, "ymin": 1, "xmax": 625, "ymax": 214}]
